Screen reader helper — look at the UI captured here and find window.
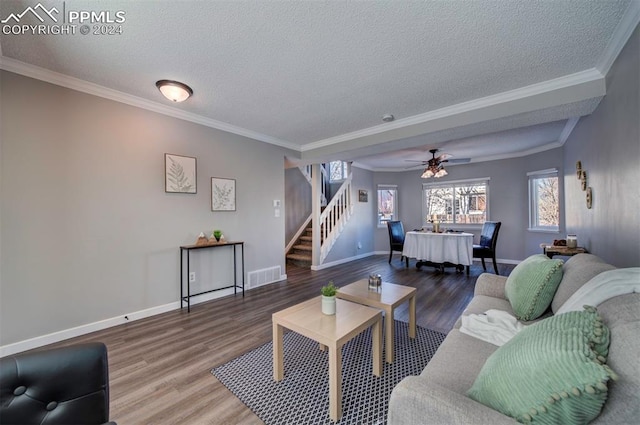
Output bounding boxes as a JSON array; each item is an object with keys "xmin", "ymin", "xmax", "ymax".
[
  {"xmin": 329, "ymin": 161, "xmax": 348, "ymax": 182},
  {"xmin": 423, "ymin": 179, "xmax": 489, "ymax": 225},
  {"xmin": 528, "ymin": 169, "xmax": 559, "ymax": 231},
  {"xmin": 377, "ymin": 185, "xmax": 398, "ymax": 227}
]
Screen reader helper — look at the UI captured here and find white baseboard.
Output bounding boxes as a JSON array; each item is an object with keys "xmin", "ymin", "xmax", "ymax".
[
  {"xmin": 0, "ymin": 287, "xmax": 242, "ymax": 357},
  {"xmin": 311, "ymin": 252, "xmax": 376, "ymax": 271}
]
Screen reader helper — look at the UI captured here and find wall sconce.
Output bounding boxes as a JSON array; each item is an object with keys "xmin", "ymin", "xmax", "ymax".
[{"xmin": 156, "ymin": 80, "xmax": 193, "ymax": 102}]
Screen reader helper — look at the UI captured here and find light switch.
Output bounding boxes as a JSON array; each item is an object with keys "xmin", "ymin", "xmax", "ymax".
[
  {"xmin": 273, "ymin": 200, "xmax": 281, "ymax": 208},
  {"xmin": 274, "ymin": 208, "xmax": 280, "ymax": 217}
]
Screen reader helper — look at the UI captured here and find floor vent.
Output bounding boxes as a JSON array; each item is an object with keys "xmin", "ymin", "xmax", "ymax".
[{"xmin": 247, "ymin": 266, "xmax": 282, "ymax": 289}]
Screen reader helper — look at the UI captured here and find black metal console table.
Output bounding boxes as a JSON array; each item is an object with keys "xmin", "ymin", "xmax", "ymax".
[{"xmin": 180, "ymin": 241, "xmax": 244, "ymax": 312}]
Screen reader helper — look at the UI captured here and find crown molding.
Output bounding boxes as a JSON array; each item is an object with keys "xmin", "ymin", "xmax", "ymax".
[
  {"xmin": 596, "ymin": 1, "xmax": 640, "ymax": 76},
  {"xmin": 301, "ymin": 68, "xmax": 604, "ymax": 153},
  {"xmin": 0, "ymin": 56, "xmax": 301, "ymax": 152},
  {"xmin": 557, "ymin": 117, "xmax": 581, "ymax": 146},
  {"xmin": 470, "ymin": 141, "xmax": 564, "ymax": 164},
  {"xmin": 367, "ymin": 140, "xmax": 566, "ymax": 172}
]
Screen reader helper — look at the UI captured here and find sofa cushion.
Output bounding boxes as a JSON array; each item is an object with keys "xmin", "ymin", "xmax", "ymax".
[
  {"xmin": 467, "ymin": 309, "xmax": 617, "ymax": 424},
  {"xmin": 592, "ymin": 293, "xmax": 640, "ymax": 425},
  {"xmin": 505, "ymin": 254, "xmax": 564, "ymax": 321},
  {"xmin": 551, "ymin": 254, "xmax": 615, "ymax": 314},
  {"xmin": 421, "ymin": 329, "xmax": 500, "ymax": 394}
]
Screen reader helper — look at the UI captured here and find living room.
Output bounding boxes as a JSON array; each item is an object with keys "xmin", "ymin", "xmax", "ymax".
[{"xmin": 1, "ymin": 1, "xmax": 639, "ymax": 424}]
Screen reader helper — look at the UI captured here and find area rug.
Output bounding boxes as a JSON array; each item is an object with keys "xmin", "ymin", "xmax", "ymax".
[{"xmin": 211, "ymin": 320, "xmax": 446, "ymax": 425}]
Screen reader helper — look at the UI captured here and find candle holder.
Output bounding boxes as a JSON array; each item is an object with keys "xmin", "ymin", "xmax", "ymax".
[{"xmin": 368, "ymin": 274, "xmax": 382, "ymax": 291}]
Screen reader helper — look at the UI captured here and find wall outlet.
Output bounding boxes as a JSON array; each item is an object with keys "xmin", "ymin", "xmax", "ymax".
[{"xmin": 189, "ymin": 272, "xmax": 196, "ymax": 282}]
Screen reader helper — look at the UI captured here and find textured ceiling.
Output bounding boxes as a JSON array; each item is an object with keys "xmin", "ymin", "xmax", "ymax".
[{"xmin": 1, "ymin": 0, "xmax": 637, "ymax": 169}]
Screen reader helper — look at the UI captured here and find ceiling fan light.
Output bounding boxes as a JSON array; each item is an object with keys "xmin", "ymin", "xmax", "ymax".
[
  {"xmin": 421, "ymin": 168, "xmax": 434, "ymax": 179},
  {"xmin": 435, "ymin": 168, "xmax": 448, "ymax": 178},
  {"xmin": 156, "ymin": 80, "xmax": 193, "ymax": 102}
]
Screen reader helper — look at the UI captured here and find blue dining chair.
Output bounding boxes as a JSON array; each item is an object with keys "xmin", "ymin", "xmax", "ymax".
[
  {"xmin": 387, "ymin": 221, "xmax": 409, "ymax": 267},
  {"xmin": 473, "ymin": 221, "xmax": 501, "ymax": 274}
]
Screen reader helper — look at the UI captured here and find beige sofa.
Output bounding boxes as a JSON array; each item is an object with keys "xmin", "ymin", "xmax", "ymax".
[{"xmin": 388, "ymin": 254, "xmax": 639, "ymax": 424}]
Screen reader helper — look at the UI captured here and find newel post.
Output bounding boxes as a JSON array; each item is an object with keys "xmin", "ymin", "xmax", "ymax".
[{"xmin": 311, "ymin": 163, "xmax": 322, "ymax": 267}]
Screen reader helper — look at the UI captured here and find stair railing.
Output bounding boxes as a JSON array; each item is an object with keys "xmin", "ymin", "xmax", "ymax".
[
  {"xmin": 319, "ymin": 171, "xmax": 353, "ymax": 263},
  {"xmin": 299, "ymin": 164, "xmax": 327, "ymax": 207}
]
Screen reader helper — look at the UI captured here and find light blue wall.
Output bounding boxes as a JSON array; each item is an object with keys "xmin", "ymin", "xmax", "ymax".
[{"xmin": 563, "ymin": 26, "xmax": 639, "ymax": 268}]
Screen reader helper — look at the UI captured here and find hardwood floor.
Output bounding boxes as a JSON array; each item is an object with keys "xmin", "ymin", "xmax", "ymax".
[{"xmin": 42, "ymin": 255, "xmax": 513, "ymax": 424}]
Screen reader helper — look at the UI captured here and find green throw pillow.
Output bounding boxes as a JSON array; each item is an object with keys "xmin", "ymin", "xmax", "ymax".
[
  {"xmin": 505, "ymin": 254, "xmax": 564, "ymax": 321},
  {"xmin": 534, "ymin": 306, "xmax": 610, "ymax": 361},
  {"xmin": 467, "ymin": 309, "xmax": 618, "ymax": 424}
]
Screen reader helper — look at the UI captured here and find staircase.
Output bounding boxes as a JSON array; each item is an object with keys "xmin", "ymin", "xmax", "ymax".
[
  {"xmin": 286, "ymin": 162, "xmax": 353, "ymax": 268},
  {"xmin": 286, "ymin": 224, "xmax": 313, "ymax": 266}
]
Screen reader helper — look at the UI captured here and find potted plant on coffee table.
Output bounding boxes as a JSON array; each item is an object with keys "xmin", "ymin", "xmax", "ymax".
[{"xmin": 321, "ymin": 281, "xmax": 339, "ymax": 315}]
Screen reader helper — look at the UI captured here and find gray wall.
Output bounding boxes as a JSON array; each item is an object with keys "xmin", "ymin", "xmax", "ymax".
[
  {"xmin": 0, "ymin": 71, "xmax": 293, "ymax": 346},
  {"xmin": 563, "ymin": 26, "xmax": 639, "ymax": 268},
  {"xmin": 284, "ymin": 167, "xmax": 311, "ymax": 243},
  {"xmin": 373, "ymin": 148, "xmax": 565, "ymax": 263}
]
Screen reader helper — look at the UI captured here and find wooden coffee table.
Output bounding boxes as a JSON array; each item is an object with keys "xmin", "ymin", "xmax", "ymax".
[
  {"xmin": 272, "ymin": 296, "xmax": 382, "ymax": 421},
  {"xmin": 336, "ymin": 279, "xmax": 416, "ymax": 363}
]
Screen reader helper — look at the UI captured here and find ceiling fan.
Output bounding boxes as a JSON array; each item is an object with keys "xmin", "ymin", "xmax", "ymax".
[{"xmin": 405, "ymin": 149, "xmax": 470, "ymax": 178}]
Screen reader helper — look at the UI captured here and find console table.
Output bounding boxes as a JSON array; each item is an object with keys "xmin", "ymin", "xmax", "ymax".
[{"xmin": 180, "ymin": 241, "xmax": 244, "ymax": 312}]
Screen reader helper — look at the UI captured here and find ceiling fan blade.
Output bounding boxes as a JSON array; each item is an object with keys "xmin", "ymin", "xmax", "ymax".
[
  {"xmin": 436, "ymin": 153, "xmax": 452, "ymax": 161},
  {"xmin": 404, "ymin": 159, "xmax": 428, "ymax": 163},
  {"xmin": 447, "ymin": 158, "xmax": 471, "ymax": 164},
  {"xmin": 404, "ymin": 163, "xmax": 426, "ymax": 170}
]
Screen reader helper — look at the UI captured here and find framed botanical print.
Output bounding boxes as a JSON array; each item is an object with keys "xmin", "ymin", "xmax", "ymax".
[
  {"xmin": 165, "ymin": 154, "xmax": 196, "ymax": 193},
  {"xmin": 211, "ymin": 178, "xmax": 236, "ymax": 211}
]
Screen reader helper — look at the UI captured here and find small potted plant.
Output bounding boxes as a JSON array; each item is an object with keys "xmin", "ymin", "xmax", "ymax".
[
  {"xmin": 212, "ymin": 230, "xmax": 222, "ymax": 242},
  {"xmin": 321, "ymin": 281, "xmax": 339, "ymax": 315}
]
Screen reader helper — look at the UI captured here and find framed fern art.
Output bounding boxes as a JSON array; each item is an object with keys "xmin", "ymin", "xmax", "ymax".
[
  {"xmin": 165, "ymin": 154, "xmax": 197, "ymax": 194},
  {"xmin": 211, "ymin": 177, "xmax": 236, "ymax": 211}
]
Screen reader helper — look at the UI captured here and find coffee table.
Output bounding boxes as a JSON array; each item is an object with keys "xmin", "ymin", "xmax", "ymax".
[
  {"xmin": 336, "ymin": 279, "xmax": 416, "ymax": 363},
  {"xmin": 272, "ymin": 296, "xmax": 382, "ymax": 421}
]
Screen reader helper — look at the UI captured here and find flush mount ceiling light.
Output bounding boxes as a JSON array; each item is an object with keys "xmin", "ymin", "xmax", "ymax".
[{"xmin": 156, "ymin": 80, "xmax": 193, "ymax": 102}]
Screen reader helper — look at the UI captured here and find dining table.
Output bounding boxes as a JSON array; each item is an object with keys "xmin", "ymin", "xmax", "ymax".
[{"xmin": 402, "ymin": 230, "xmax": 474, "ymax": 273}]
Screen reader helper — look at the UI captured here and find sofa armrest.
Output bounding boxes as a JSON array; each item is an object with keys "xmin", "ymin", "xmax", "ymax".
[
  {"xmin": 474, "ymin": 273, "xmax": 508, "ymax": 299},
  {"xmin": 388, "ymin": 376, "xmax": 518, "ymax": 425}
]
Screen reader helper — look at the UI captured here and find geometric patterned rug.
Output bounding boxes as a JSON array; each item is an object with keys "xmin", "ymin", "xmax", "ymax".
[{"xmin": 211, "ymin": 320, "xmax": 446, "ymax": 425}]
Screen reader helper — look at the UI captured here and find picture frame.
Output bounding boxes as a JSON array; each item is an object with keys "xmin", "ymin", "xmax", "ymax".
[
  {"xmin": 211, "ymin": 177, "xmax": 236, "ymax": 211},
  {"xmin": 581, "ymin": 171, "xmax": 588, "ymax": 191},
  {"xmin": 165, "ymin": 154, "xmax": 196, "ymax": 193},
  {"xmin": 358, "ymin": 189, "xmax": 368, "ymax": 202}
]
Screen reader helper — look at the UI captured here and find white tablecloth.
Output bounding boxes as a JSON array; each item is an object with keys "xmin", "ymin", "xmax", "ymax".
[{"xmin": 402, "ymin": 231, "xmax": 474, "ymax": 266}]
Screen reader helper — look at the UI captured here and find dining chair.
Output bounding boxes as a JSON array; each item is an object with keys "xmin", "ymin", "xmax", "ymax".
[
  {"xmin": 387, "ymin": 221, "xmax": 408, "ymax": 267},
  {"xmin": 473, "ymin": 221, "xmax": 502, "ymax": 275}
]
